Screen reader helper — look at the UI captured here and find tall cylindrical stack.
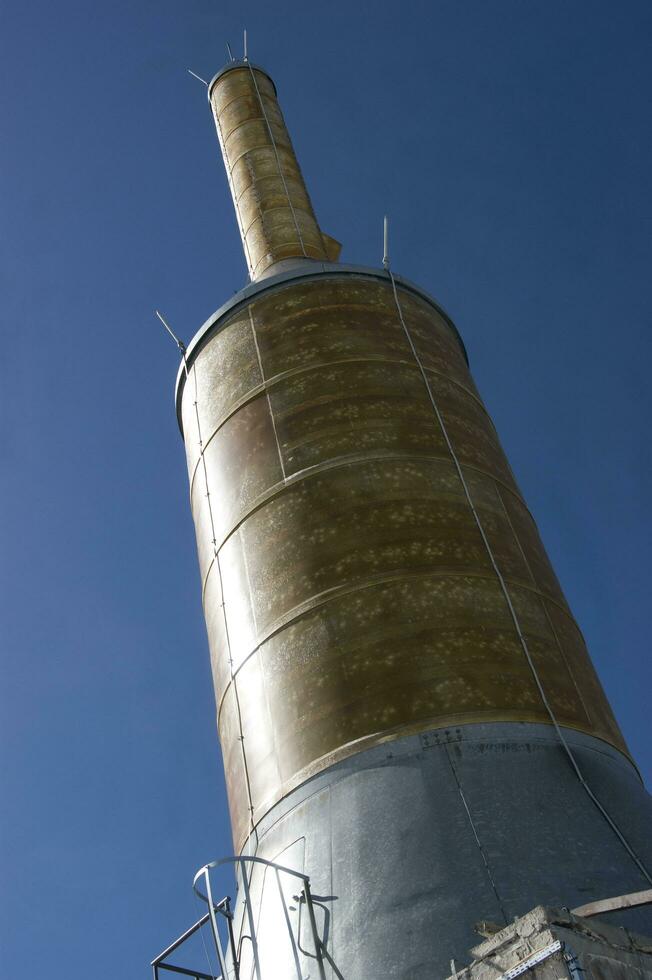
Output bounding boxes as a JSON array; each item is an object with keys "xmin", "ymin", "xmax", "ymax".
[
  {"xmin": 180, "ymin": 269, "xmax": 628, "ymax": 852},
  {"xmin": 176, "ymin": 60, "xmax": 652, "ymax": 978}
]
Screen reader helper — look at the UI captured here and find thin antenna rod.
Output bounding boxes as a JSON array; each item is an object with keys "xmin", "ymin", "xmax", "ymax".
[
  {"xmin": 243, "ymin": 28, "xmax": 248, "ymax": 61},
  {"xmin": 187, "ymin": 69, "xmax": 209, "ymax": 87},
  {"xmin": 382, "ymin": 215, "xmax": 390, "ymax": 270},
  {"xmin": 155, "ymin": 310, "xmax": 187, "ymax": 353},
  {"xmin": 226, "ymin": 42, "xmax": 235, "ymax": 62}
]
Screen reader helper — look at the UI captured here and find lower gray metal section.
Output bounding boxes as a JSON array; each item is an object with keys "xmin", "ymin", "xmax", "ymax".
[{"xmin": 227, "ymin": 723, "xmax": 652, "ymax": 979}]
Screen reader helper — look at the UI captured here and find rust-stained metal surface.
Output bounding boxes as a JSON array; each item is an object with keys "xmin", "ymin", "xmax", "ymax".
[
  {"xmin": 179, "ymin": 272, "xmax": 628, "ymax": 851},
  {"xmin": 209, "ymin": 64, "xmax": 338, "ymax": 280}
]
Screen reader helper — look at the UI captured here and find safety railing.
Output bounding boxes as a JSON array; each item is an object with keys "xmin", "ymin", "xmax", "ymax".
[
  {"xmin": 193, "ymin": 856, "xmax": 328, "ymax": 980},
  {"xmin": 153, "ymin": 855, "xmax": 334, "ymax": 980},
  {"xmin": 151, "ymin": 894, "xmax": 237, "ymax": 980}
]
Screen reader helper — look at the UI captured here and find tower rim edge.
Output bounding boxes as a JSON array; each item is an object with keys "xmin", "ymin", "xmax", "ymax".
[{"xmin": 174, "ymin": 263, "xmax": 468, "ymax": 435}]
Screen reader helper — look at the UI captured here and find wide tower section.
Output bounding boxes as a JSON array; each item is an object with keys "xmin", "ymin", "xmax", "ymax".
[{"xmin": 173, "ymin": 59, "xmax": 652, "ymax": 979}]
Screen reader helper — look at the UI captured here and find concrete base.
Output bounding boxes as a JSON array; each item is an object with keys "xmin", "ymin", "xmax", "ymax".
[
  {"xmin": 445, "ymin": 904, "xmax": 652, "ymax": 979},
  {"xmin": 228, "ymin": 723, "xmax": 652, "ymax": 979}
]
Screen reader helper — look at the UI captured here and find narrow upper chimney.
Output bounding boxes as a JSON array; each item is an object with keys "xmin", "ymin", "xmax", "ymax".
[{"xmin": 208, "ymin": 62, "xmax": 340, "ymax": 280}]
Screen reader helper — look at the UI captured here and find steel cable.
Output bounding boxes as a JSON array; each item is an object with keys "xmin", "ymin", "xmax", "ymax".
[
  {"xmin": 246, "ymin": 63, "xmax": 308, "ymax": 265},
  {"xmin": 183, "ymin": 351, "xmax": 259, "ymax": 847},
  {"xmin": 386, "ymin": 267, "xmax": 652, "ymax": 887}
]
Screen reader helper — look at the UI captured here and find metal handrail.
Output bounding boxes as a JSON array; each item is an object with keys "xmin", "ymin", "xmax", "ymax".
[
  {"xmin": 193, "ymin": 856, "xmax": 327, "ymax": 980},
  {"xmin": 151, "ymin": 898, "xmax": 235, "ymax": 980},
  {"xmin": 193, "ymin": 855, "xmax": 311, "ymax": 900},
  {"xmin": 155, "ymin": 964, "xmax": 216, "ymax": 980}
]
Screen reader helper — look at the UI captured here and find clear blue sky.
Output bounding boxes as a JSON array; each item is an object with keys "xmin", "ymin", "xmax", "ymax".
[{"xmin": 1, "ymin": 1, "xmax": 650, "ymax": 977}]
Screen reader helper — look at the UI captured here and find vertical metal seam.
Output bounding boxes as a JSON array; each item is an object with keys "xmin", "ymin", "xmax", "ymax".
[
  {"xmin": 210, "ymin": 90, "xmax": 255, "ymax": 278},
  {"xmin": 246, "ymin": 63, "xmax": 308, "ymax": 261},
  {"xmin": 238, "ymin": 521, "xmax": 285, "ymax": 809},
  {"xmin": 184, "ymin": 352, "xmax": 493, "ymax": 506},
  {"xmin": 184, "ymin": 353, "xmax": 259, "ymax": 843},
  {"xmin": 240, "ymin": 530, "xmax": 285, "ymax": 802},
  {"xmin": 328, "ymin": 788, "xmax": 334, "ymax": 972},
  {"xmin": 275, "ymin": 868, "xmax": 304, "ymax": 978},
  {"xmin": 444, "ymin": 742, "xmax": 509, "ymax": 925},
  {"xmin": 249, "ymin": 307, "xmax": 288, "ymax": 482},
  {"xmin": 386, "ymin": 269, "xmax": 652, "ymax": 886},
  {"xmin": 240, "ymin": 529, "xmax": 260, "ymax": 637}
]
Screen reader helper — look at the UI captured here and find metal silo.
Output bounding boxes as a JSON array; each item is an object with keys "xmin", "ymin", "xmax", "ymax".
[{"xmin": 169, "ymin": 59, "xmax": 652, "ymax": 979}]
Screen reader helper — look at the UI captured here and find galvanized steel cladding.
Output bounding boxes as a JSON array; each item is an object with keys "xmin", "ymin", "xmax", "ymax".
[{"xmin": 179, "ymin": 273, "xmax": 626, "ymax": 850}]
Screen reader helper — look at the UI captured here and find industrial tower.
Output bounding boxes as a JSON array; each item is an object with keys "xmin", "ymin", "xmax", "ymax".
[{"xmin": 158, "ymin": 57, "xmax": 652, "ymax": 979}]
